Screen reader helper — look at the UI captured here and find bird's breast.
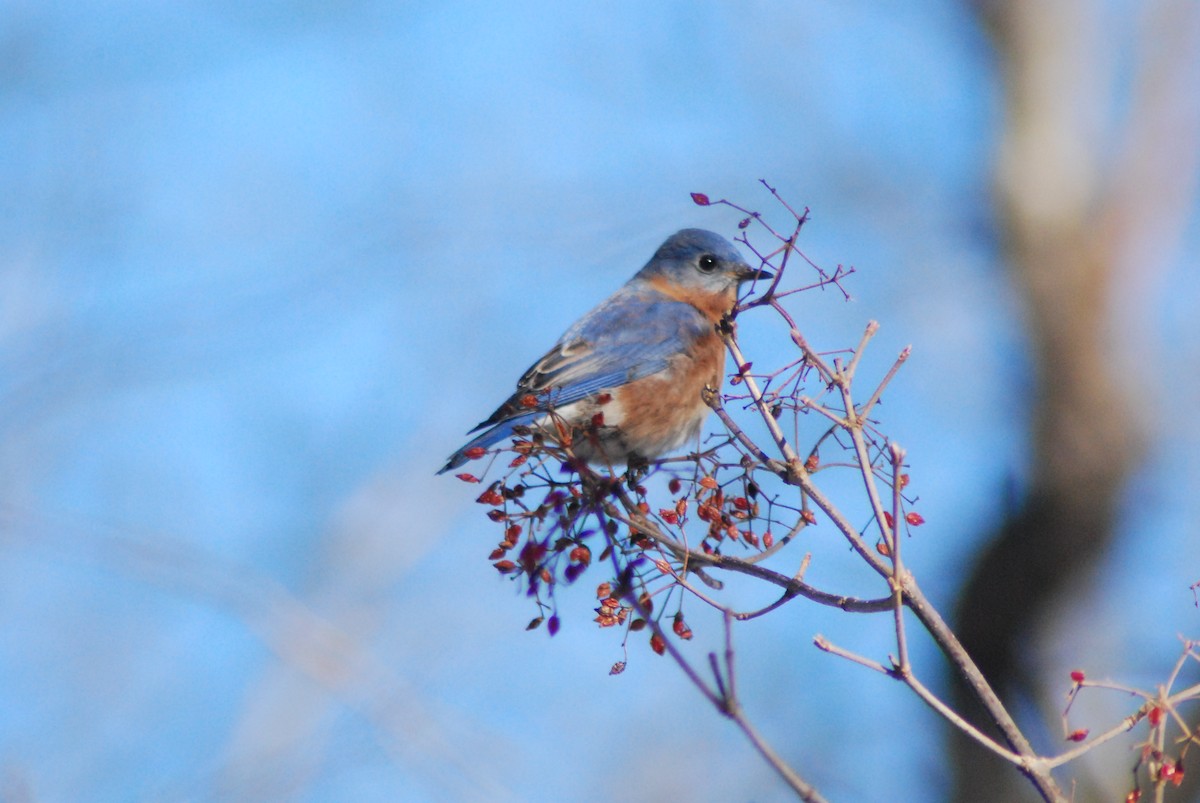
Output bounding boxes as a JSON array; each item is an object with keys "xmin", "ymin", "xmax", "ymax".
[{"xmin": 607, "ymin": 329, "xmax": 725, "ymax": 459}]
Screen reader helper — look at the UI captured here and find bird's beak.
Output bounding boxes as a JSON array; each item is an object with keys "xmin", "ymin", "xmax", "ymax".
[{"xmin": 737, "ymin": 264, "xmax": 773, "ymax": 283}]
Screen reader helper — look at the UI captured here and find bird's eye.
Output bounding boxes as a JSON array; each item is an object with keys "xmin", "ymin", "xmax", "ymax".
[{"xmin": 697, "ymin": 254, "xmax": 719, "ymax": 273}]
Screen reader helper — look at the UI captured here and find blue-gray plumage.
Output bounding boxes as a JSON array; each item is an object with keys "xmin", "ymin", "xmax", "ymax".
[{"xmin": 439, "ymin": 229, "xmax": 769, "ymax": 474}]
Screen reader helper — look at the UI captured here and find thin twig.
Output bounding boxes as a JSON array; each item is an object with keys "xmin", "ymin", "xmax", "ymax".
[
  {"xmin": 889, "ymin": 442, "xmax": 909, "ymax": 673},
  {"xmin": 844, "ymin": 321, "xmax": 879, "ymax": 381},
  {"xmin": 724, "ymin": 331, "xmax": 802, "ymax": 466},
  {"xmin": 860, "ymin": 345, "xmax": 911, "ymax": 420}
]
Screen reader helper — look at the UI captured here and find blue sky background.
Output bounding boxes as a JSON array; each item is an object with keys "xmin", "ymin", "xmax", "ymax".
[{"xmin": 1, "ymin": 2, "xmax": 1197, "ymax": 801}]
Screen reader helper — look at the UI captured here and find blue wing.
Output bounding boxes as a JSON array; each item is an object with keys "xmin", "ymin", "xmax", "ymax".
[{"xmin": 438, "ymin": 282, "xmax": 710, "ymax": 473}]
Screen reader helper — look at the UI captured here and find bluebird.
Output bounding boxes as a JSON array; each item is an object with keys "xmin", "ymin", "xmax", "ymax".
[{"xmin": 439, "ymin": 229, "xmax": 771, "ymax": 474}]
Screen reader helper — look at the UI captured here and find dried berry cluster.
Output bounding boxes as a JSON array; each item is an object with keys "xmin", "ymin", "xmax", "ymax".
[{"xmin": 454, "ymin": 431, "xmax": 811, "ymax": 660}]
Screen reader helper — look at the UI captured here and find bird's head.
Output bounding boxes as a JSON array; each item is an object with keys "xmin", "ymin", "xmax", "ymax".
[{"xmin": 636, "ymin": 228, "xmax": 772, "ymax": 295}]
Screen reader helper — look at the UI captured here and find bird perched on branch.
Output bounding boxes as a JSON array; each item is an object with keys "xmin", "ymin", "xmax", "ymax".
[{"xmin": 439, "ymin": 228, "xmax": 770, "ymax": 474}]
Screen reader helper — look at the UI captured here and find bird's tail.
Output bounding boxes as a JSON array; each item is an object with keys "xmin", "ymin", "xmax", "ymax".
[{"xmin": 437, "ymin": 413, "xmax": 540, "ymax": 474}]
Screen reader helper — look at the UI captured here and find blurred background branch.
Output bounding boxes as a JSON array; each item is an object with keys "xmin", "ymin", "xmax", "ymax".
[{"xmin": 955, "ymin": 1, "xmax": 1200, "ymax": 800}]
